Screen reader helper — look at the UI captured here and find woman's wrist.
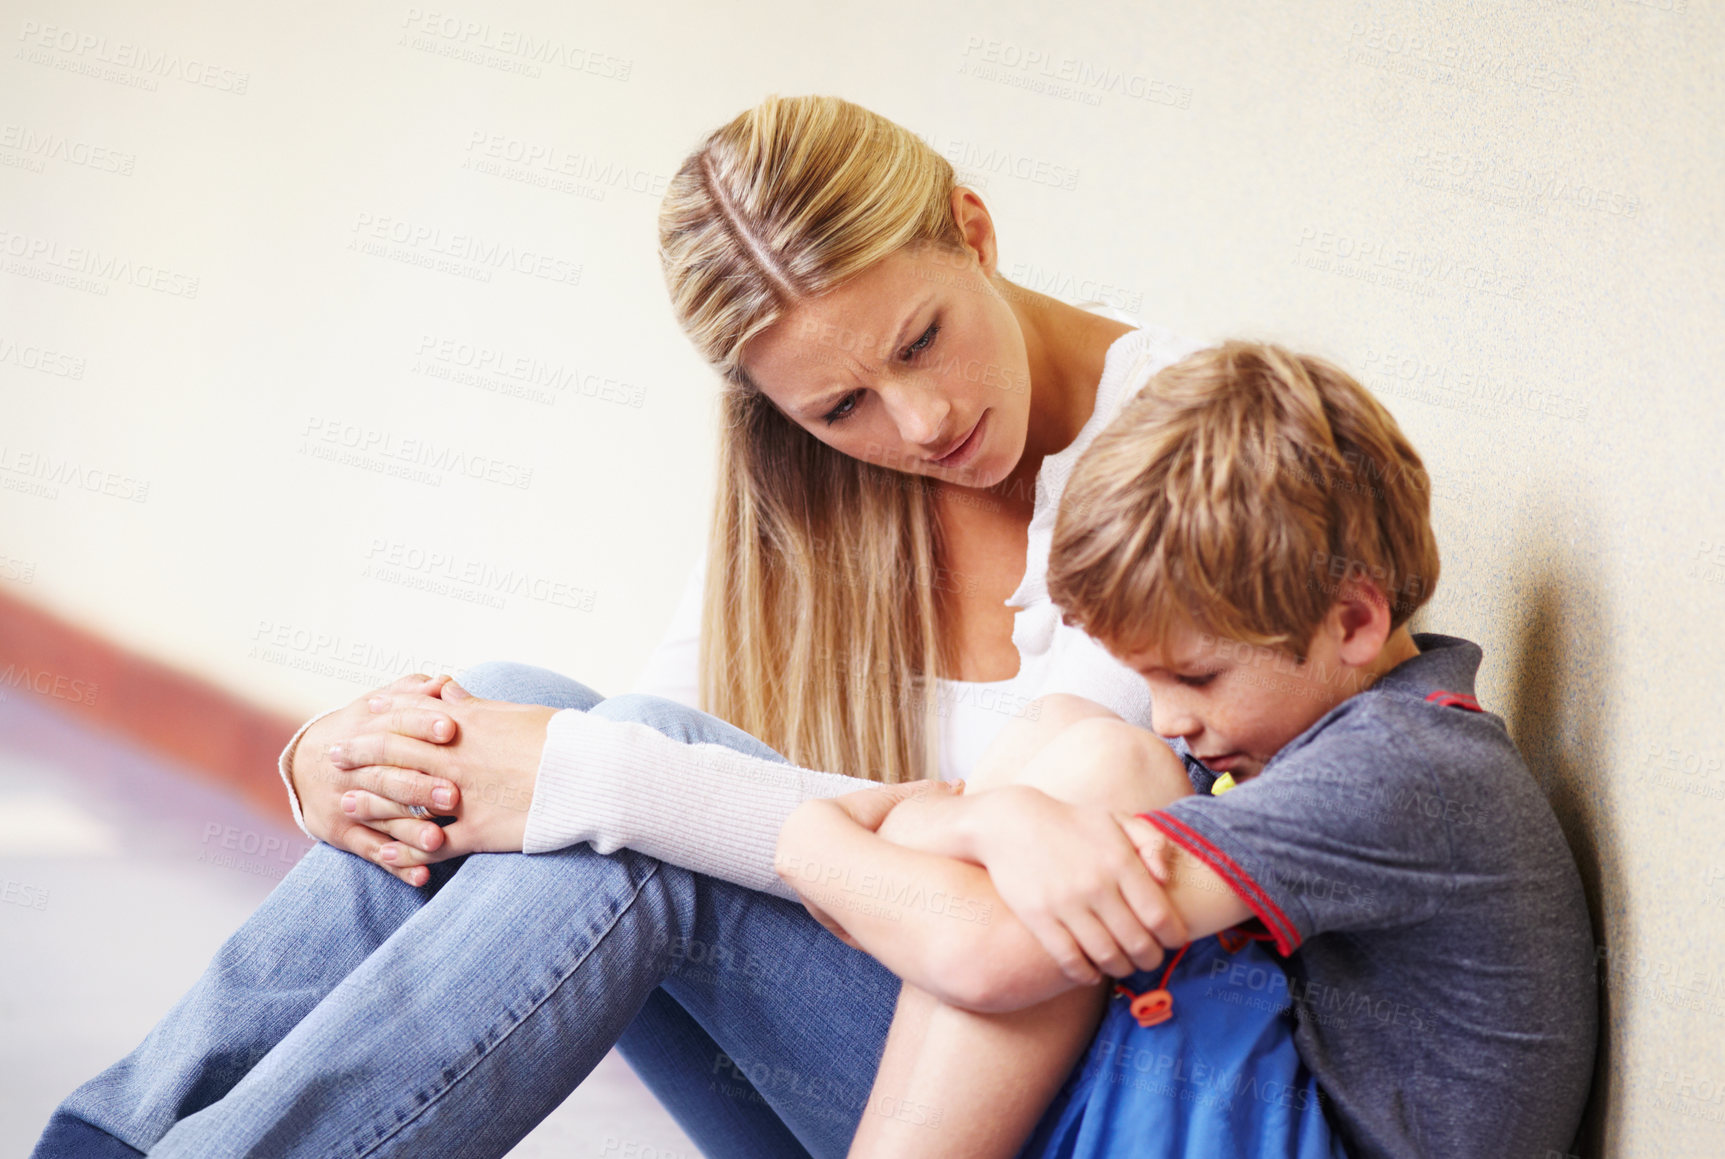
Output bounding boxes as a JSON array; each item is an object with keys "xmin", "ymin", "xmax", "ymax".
[
  {"xmin": 774, "ymin": 798, "xmax": 841, "ymax": 889},
  {"xmin": 279, "ymin": 706, "xmax": 343, "ymax": 837}
]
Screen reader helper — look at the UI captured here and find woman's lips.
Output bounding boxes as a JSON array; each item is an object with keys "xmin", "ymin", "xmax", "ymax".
[
  {"xmin": 931, "ymin": 412, "xmax": 986, "ymax": 468},
  {"xmin": 1198, "ymin": 752, "xmax": 1245, "ymax": 772}
]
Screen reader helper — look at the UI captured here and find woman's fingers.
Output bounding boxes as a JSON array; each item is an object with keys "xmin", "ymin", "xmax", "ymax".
[
  {"xmin": 331, "ymin": 820, "xmax": 433, "ymax": 887},
  {"xmin": 328, "ymin": 731, "xmax": 447, "ymax": 777},
  {"xmin": 339, "ymin": 786, "xmax": 422, "ymax": 822},
  {"xmin": 339, "ymin": 789, "xmax": 448, "ymax": 852},
  {"xmin": 364, "ymin": 694, "xmax": 460, "ymax": 745},
  {"xmin": 341, "ymin": 761, "xmax": 456, "ymax": 812},
  {"xmin": 365, "ymin": 815, "xmax": 448, "ymax": 853}
]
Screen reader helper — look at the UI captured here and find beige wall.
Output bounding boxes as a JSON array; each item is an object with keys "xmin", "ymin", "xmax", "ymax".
[{"xmin": 3, "ymin": 1, "xmax": 1720, "ymax": 1151}]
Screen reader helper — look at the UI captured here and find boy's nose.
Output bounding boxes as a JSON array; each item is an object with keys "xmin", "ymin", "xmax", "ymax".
[{"xmin": 1150, "ymin": 701, "xmax": 1201, "ymax": 745}]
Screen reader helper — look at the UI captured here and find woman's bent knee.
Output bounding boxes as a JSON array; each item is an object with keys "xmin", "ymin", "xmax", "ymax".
[{"xmin": 450, "ymin": 660, "xmax": 604, "ymax": 710}]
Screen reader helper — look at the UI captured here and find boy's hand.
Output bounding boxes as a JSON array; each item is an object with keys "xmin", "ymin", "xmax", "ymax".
[
  {"xmin": 1119, "ymin": 814, "xmax": 1172, "ymax": 882},
  {"xmin": 1117, "ymin": 813, "xmax": 1253, "ymax": 940},
  {"xmin": 972, "ymin": 786, "xmax": 1188, "ymax": 985}
]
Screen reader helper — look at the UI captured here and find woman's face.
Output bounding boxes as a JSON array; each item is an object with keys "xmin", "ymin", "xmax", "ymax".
[{"xmin": 739, "ymin": 218, "xmax": 1033, "ymax": 491}]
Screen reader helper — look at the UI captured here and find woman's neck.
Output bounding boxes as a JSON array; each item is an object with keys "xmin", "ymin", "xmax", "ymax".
[{"xmin": 996, "ymin": 284, "xmax": 1134, "ymax": 501}]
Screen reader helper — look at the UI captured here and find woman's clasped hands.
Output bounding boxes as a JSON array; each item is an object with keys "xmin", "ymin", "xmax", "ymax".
[{"xmin": 287, "ymin": 672, "xmax": 556, "ymax": 886}]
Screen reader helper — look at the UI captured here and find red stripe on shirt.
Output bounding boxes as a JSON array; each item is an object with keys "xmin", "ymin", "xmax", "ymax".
[
  {"xmin": 1425, "ymin": 690, "xmax": 1483, "ymax": 712},
  {"xmin": 1141, "ymin": 811, "xmax": 1303, "ymax": 956}
]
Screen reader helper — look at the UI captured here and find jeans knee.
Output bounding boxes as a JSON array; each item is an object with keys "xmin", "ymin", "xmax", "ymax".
[
  {"xmin": 593, "ymin": 692, "xmax": 693, "ymax": 731},
  {"xmin": 449, "ymin": 660, "xmax": 602, "ymax": 711},
  {"xmin": 591, "ymin": 694, "xmax": 787, "ymax": 762},
  {"xmin": 450, "ymin": 660, "xmax": 531, "ymax": 697}
]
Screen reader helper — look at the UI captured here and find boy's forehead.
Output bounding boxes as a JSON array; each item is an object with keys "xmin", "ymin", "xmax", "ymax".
[{"xmin": 1112, "ymin": 622, "xmax": 1214, "ymax": 671}]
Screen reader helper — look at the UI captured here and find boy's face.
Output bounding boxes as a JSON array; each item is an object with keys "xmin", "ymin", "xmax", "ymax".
[{"xmin": 1111, "ymin": 618, "xmax": 1358, "ymax": 780}]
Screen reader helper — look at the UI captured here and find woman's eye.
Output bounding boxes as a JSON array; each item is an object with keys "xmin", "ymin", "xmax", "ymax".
[
  {"xmin": 902, "ymin": 322, "xmax": 940, "ymax": 360},
  {"xmin": 1178, "ymin": 672, "xmax": 1219, "ymax": 688},
  {"xmin": 823, "ymin": 392, "xmax": 860, "ymax": 425}
]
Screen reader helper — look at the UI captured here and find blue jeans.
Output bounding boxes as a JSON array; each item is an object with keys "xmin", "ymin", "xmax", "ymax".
[{"xmin": 32, "ymin": 663, "xmax": 905, "ymax": 1159}]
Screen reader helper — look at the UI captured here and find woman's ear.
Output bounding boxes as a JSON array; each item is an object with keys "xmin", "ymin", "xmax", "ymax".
[{"xmin": 949, "ymin": 185, "xmax": 999, "ymax": 278}]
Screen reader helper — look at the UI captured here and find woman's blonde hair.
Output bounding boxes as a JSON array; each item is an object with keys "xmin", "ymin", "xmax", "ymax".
[
  {"xmin": 658, "ymin": 94, "xmax": 970, "ymax": 783},
  {"xmin": 1047, "ymin": 341, "xmax": 1440, "ymax": 662}
]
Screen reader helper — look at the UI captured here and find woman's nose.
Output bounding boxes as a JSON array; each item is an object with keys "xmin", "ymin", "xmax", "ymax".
[{"xmin": 882, "ymin": 382, "xmax": 950, "ymax": 448}]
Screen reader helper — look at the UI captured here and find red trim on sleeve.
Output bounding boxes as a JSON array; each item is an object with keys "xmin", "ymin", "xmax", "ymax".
[
  {"xmin": 1141, "ymin": 811, "xmax": 1303, "ymax": 956},
  {"xmin": 1424, "ymin": 690, "xmax": 1483, "ymax": 712}
]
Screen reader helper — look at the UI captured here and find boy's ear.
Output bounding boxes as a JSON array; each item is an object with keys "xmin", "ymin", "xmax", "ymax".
[{"xmin": 1329, "ymin": 576, "xmax": 1394, "ymax": 665}]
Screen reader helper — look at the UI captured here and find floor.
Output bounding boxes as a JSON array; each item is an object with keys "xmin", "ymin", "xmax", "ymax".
[{"xmin": 0, "ymin": 687, "xmax": 702, "ymax": 1158}]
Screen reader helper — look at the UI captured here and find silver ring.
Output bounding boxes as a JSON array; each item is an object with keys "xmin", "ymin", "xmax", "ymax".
[{"xmin": 406, "ymin": 804, "xmax": 433, "ymax": 820}]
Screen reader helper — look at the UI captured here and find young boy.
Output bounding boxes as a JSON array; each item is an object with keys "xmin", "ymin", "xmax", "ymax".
[{"xmin": 775, "ymin": 341, "xmax": 1597, "ymax": 1158}]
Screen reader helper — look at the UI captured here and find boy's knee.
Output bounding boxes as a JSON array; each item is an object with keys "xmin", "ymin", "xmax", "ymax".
[
  {"xmin": 1027, "ymin": 693, "xmax": 1122, "ymax": 734},
  {"xmin": 1022, "ymin": 718, "xmax": 1189, "ymax": 810},
  {"xmin": 964, "ymin": 695, "xmax": 1124, "ymax": 793}
]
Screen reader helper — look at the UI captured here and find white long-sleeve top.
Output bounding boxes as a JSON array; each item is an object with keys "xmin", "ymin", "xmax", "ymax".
[{"xmin": 277, "ymin": 306, "xmax": 1202, "ymax": 900}]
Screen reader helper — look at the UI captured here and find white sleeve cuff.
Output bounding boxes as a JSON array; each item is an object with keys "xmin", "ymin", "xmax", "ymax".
[
  {"xmin": 523, "ymin": 707, "xmax": 876, "ymax": 900},
  {"xmin": 277, "ymin": 706, "xmax": 343, "ymax": 839}
]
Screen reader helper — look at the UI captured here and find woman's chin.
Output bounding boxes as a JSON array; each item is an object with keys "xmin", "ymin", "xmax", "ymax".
[{"xmin": 931, "ymin": 456, "xmax": 1003, "ymax": 491}]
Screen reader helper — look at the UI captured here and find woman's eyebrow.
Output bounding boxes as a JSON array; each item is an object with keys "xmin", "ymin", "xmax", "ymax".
[
  {"xmin": 795, "ymin": 295, "xmax": 938, "ymax": 418},
  {"xmin": 882, "ymin": 294, "xmax": 935, "ymax": 365}
]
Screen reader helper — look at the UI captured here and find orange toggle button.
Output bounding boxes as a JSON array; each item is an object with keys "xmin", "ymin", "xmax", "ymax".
[{"xmin": 1114, "ymin": 985, "xmax": 1174, "ymax": 1028}]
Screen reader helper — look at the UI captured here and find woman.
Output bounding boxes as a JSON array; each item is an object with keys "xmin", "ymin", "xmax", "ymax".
[{"xmin": 34, "ymin": 94, "xmax": 1205, "ymax": 1158}]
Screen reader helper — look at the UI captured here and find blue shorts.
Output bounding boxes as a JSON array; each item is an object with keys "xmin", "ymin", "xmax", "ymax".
[{"xmin": 1019, "ymin": 931, "xmax": 1347, "ymax": 1159}]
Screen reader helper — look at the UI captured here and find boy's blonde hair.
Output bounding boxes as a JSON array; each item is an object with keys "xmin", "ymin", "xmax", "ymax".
[{"xmin": 1046, "ymin": 341, "xmax": 1440, "ymax": 662}]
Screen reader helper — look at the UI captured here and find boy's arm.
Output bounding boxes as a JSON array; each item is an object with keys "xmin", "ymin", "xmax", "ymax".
[
  {"xmin": 1121, "ymin": 814, "xmax": 1254, "ymax": 939},
  {"xmin": 775, "ymin": 789, "xmax": 1197, "ymax": 1012},
  {"xmin": 777, "ymin": 795, "xmax": 1080, "ymax": 1012}
]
